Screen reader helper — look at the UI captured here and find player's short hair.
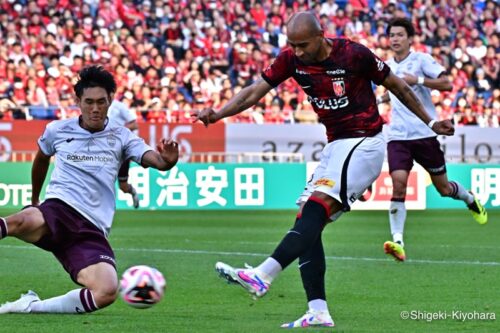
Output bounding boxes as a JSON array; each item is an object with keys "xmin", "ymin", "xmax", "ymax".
[
  {"xmin": 74, "ymin": 65, "xmax": 117, "ymax": 98},
  {"xmin": 386, "ymin": 18, "xmax": 415, "ymax": 37}
]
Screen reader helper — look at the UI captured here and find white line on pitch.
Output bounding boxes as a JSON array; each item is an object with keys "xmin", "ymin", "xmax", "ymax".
[{"xmin": 1, "ymin": 244, "xmax": 499, "ymax": 267}]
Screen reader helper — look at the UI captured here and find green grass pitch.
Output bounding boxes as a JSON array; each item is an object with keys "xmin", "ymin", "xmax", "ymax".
[{"xmin": 0, "ymin": 209, "xmax": 498, "ymax": 333}]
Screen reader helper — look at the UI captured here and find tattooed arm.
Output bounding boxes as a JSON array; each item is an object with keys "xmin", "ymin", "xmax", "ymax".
[
  {"xmin": 192, "ymin": 79, "xmax": 273, "ymax": 126},
  {"xmin": 382, "ymin": 72, "xmax": 454, "ymax": 136}
]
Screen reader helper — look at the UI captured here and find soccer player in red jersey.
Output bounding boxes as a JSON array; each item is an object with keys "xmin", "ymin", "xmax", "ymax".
[{"xmin": 193, "ymin": 12, "xmax": 454, "ymax": 328}]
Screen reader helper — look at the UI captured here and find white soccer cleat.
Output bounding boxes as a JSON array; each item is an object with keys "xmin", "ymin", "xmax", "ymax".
[
  {"xmin": 0, "ymin": 290, "xmax": 40, "ymax": 314},
  {"xmin": 215, "ymin": 262, "xmax": 270, "ymax": 298},
  {"xmin": 130, "ymin": 185, "xmax": 140, "ymax": 209},
  {"xmin": 281, "ymin": 309, "xmax": 335, "ymax": 328}
]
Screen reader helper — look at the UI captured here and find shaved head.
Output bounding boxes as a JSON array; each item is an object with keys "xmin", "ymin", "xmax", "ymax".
[
  {"xmin": 285, "ymin": 11, "xmax": 329, "ymax": 64},
  {"xmin": 287, "ymin": 11, "xmax": 322, "ymax": 39}
]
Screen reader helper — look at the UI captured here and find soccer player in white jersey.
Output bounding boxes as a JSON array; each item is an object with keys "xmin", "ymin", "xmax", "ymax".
[
  {"xmin": 380, "ymin": 18, "xmax": 487, "ymax": 262},
  {"xmin": 108, "ymin": 99, "xmax": 140, "ymax": 208},
  {"xmin": 0, "ymin": 66, "xmax": 179, "ymax": 314}
]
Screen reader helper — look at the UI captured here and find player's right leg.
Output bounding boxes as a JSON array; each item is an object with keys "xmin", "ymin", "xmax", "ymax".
[
  {"xmin": 385, "ymin": 170, "xmax": 409, "ymax": 261},
  {"xmin": 216, "ymin": 194, "xmax": 341, "ymax": 299},
  {"xmin": 386, "ymin": 141, "xmax": 414, "ymax": 261}
]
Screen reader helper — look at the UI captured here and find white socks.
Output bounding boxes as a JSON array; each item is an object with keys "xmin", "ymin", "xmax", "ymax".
[
  {"xmin": 389, "ymin": 200, "xmax": 406, "ymax": 246},
  {"xmin": 256, "ymin": 257, "xmax": 282, "ymax": 283},
  {"xmin": 308, "ymin": 299, "xmax": 329, "ymax": 312},
  {"xmin": 30, "ymin": 288, "xmax": 98, "ymax": 313},
  {"xmin": 449, "ymin": 181, "xmax": 474, "ymax": 204}
]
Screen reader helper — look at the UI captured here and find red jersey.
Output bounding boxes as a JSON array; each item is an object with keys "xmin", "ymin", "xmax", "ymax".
[{"xmin": 262, "ymin": 38, "xmax": 390, "ymax": 141}]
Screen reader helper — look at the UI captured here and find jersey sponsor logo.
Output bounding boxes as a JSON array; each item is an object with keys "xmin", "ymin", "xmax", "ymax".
[
  {"xmin": 66, "ymin": 154, "xmax": 114, "ymax": 163},
  {"xmin": 314, "ymin": 178, "xmax": 335, "ymax": 188},
  {"xmin": 295, "ymin": 69, "xmax": 310, "ymax": 75},
  {"xmin": 326, "ymin": 69, "xmax": 346, "ymax": 75},
  {"xmin": 332, "ymin": 80, "xmax": 345, "ymax": 97},
  {"xmin": 307, "ymin": 96, "xmax": 349, "ymax": 110}
]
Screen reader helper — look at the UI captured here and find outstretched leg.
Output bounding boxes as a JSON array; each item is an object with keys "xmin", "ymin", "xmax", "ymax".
[
  {"xmin": 215, "ymin": 194, "xmax": 342, "ymax": 298},
  {"xmin": 431, "ymin": 173, "xmax": 487, "ymax": 224},
  {"xmin": 0, "ymin": 200, "xmax": 118, "ymax": 314},
  {"xmin": 29, "ymin": 262, "xmax": 118, "ymax": 313}
]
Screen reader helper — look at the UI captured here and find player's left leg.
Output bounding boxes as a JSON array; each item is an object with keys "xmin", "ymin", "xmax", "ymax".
[
  {"xmin": 280, "ymin": 235, "xmax": 335, "ymax": 328},
  {"xmin": 26, "ymin": 262, "xmax": 117, "ymax": 314},
  {"xmin": 1, "ymin": 250, "xmax": 118, "ymax": 314},
  {"xmin": 0, "ymin": 260, "xmax": 117, "ymax": 314},
  {"xmin": 414, "ymin": 137, "xmax": 487, "ymax": 224},
  {"xmin": 431, "ymin": 173, "xmax": 487, "ymax": 224},
  {"xmin": 77, "ymin": 262, "xmax": 118, "ymax": 309}
]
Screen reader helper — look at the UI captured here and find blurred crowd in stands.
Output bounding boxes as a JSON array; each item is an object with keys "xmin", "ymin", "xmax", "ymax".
[{"xmin": 0, "ymin": 0, "xmax": 498, "ymax": 127}]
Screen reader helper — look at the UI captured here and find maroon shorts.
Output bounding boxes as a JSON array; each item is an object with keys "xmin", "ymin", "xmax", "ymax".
[
  {"xmin": 34, "ymin": 199, "xmax": 116, "ymax": 284},
  {"xmin": 388, "ymin": 137, "xmax": 446, "ymax": 175},
  {"xmin": 118, "ymin": 159, "xmax": 131, "ymax": 182}
]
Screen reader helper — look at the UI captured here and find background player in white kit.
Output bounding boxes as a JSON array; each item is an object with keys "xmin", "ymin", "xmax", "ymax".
[
  {"xmin": 0, "ymin": 66, "xmax": 179, "ymax": 314},
  {"xmin": 380, "ymin": 18, "xmax": 488, "ymax": 262},
  {"xmin": 108, "ymin": 99, "xmax": 140, "ymax": 208}
]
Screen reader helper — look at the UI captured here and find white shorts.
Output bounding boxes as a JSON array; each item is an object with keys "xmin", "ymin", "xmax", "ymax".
[{"xmin": 297, "ymin": 132, "xmax": 385, "ymax": 216}]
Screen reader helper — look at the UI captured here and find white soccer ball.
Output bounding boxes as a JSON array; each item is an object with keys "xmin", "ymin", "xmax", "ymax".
[{"xmin": 119, "ymin": 265, "xmax": 166, "ymax": 309}]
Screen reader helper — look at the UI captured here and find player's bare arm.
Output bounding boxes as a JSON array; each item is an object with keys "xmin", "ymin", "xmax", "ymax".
[
  {"xmin": 401, "ymin": 72, "xmax": 453, "ymax": 91},
  {"xmin": 141, "ymin": 139, "xmax": 179, "ymax": 171},
  {"xmin": 382, "ymin": 72, "xmax": 454, "ymax": 136},
  {"xmin": 192, "ymin": 79, "xmax": 273, "ymax": 126},
  {"xmin": 31, "ymin": 149, "xmax": 51, "ymax": 206}
]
